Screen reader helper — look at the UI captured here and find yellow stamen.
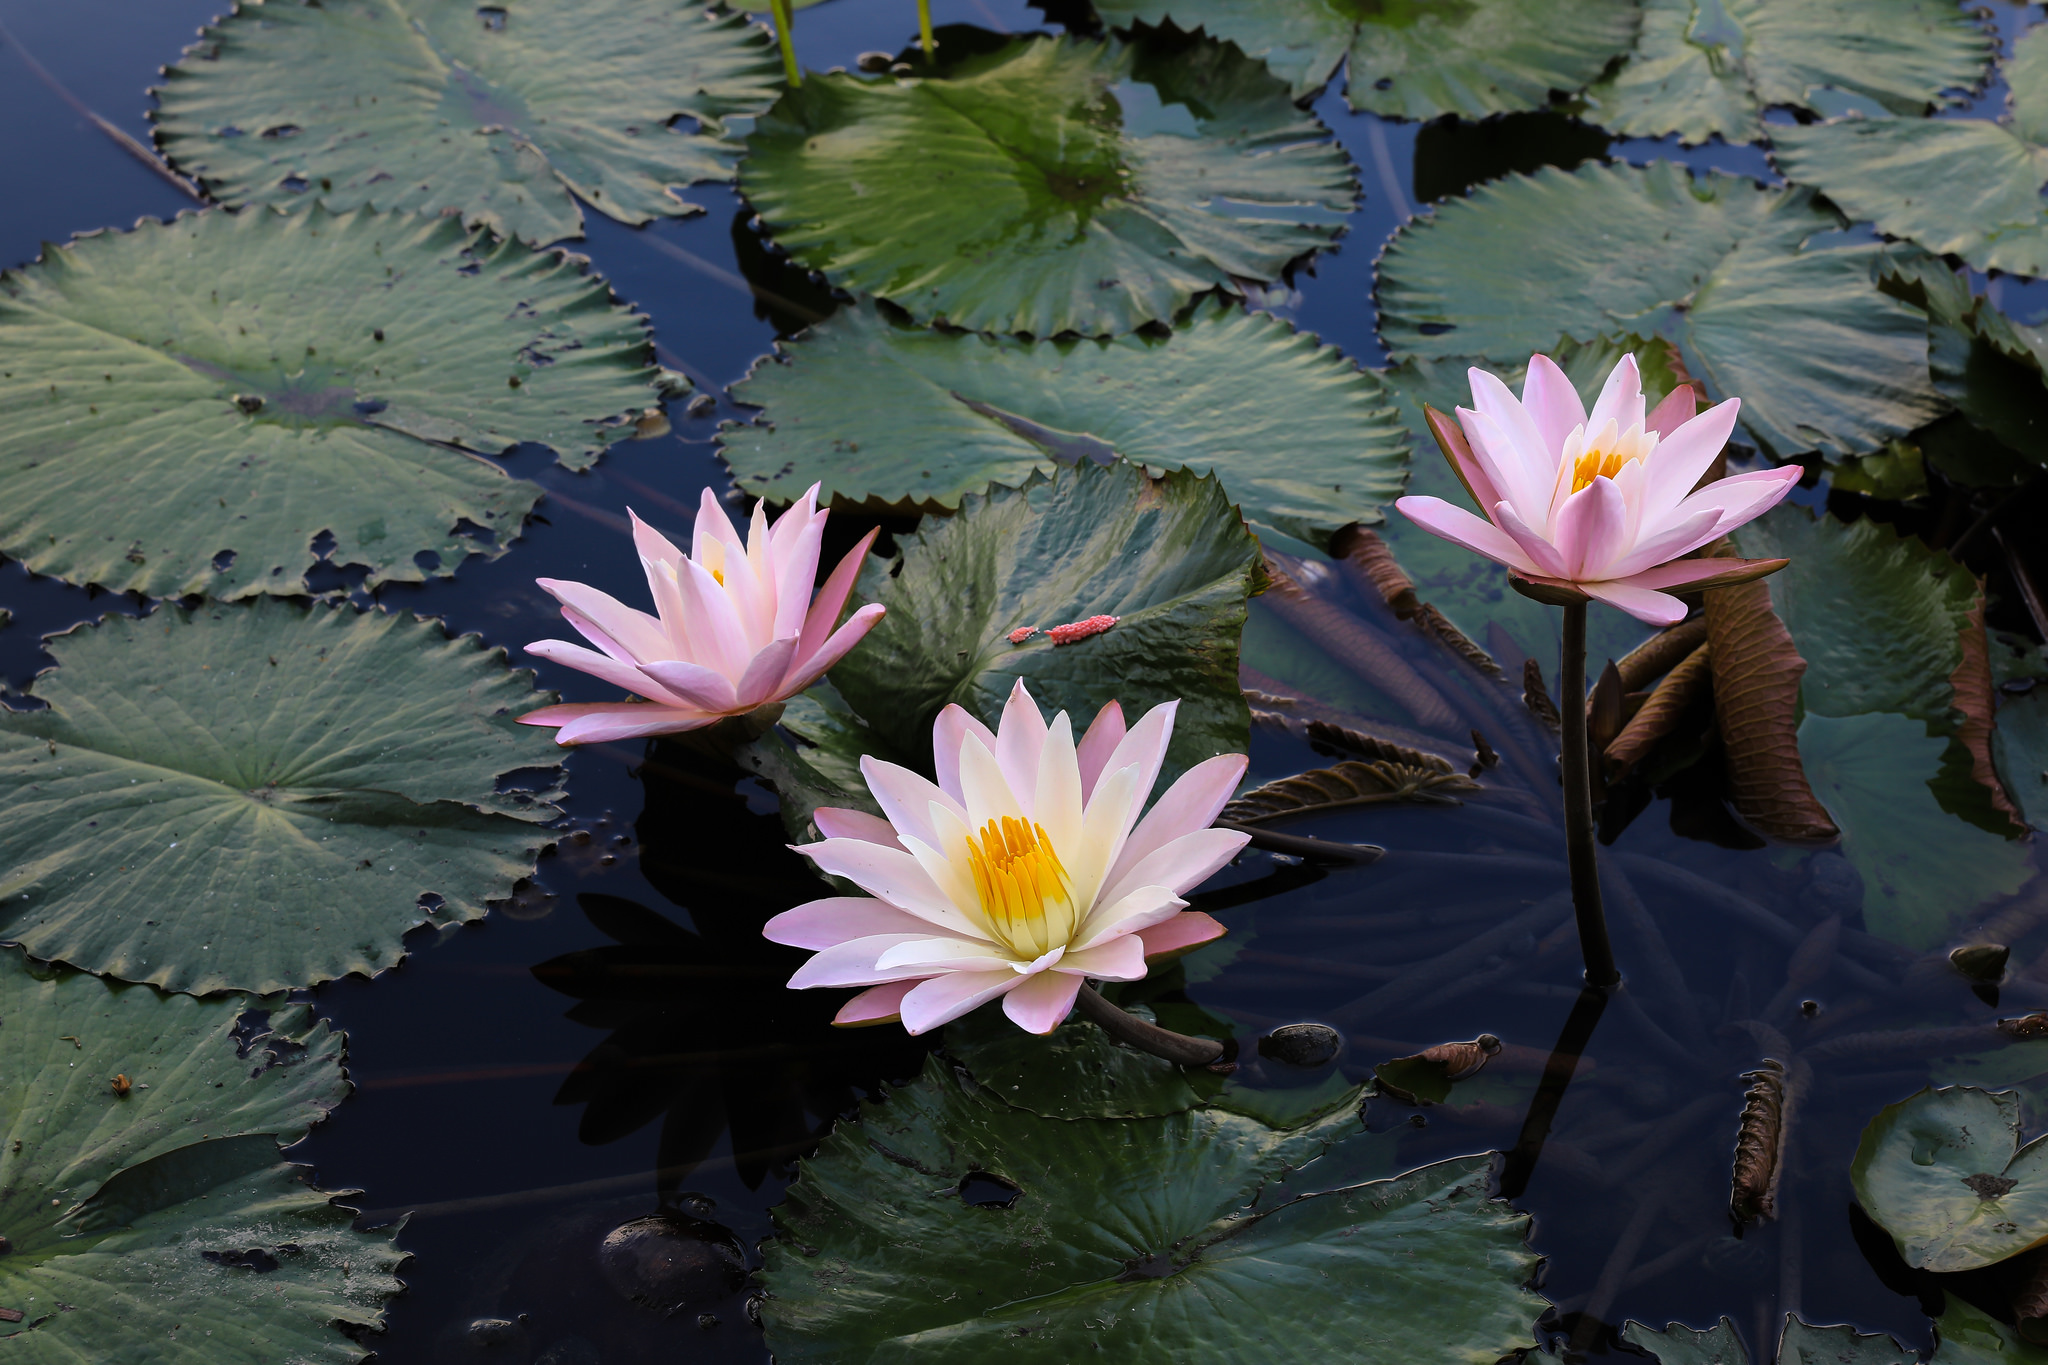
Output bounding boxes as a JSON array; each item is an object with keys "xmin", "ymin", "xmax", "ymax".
[
  {"xmin": 963, "ymin": 816, "xmax": 1077, "ymax": 959},
  {"xmin": 712, "ymin": 567, "xmax": 725, "ymax": 586},
  {"xmin": 1570, "ymin": 444, "xmax": 1638, "ymax": 494}
]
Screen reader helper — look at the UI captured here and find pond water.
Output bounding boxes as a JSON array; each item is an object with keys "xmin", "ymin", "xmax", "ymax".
[{"xmin": 5, "ymin": 0, "xmax": 2048, "ymax": 1361}]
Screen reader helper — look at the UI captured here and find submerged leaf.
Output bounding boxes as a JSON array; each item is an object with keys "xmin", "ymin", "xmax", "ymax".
[
  {"xmin": 1222, "ymin": 758, "xmax": 1478, "ymax": 824},
  {"xmin": 740, "ymin": 32, "xmax": 1353, "ymax": 337},
  {"xmin": 0, "ymin": 207, "xmax": 660, "ymax": 598},
  {"xmin": 1090, "ymin": 0, "xmax": 1638, "ymax": 119},
  {"xmin": 0, "ymin": 951, "xmax": 403, "ymax": 1361},
  {"xmin": 1772, "ymin": 27, "xmax": 2048, "ymax": 279},
  {"xmin": 0, "ymin": 600, "xmax": 562, "ymax": 994},
  {"xmin": 1853, "ymin": 1086, "xmax": 2048, "ymax": 1273},
  {"xmin": 1703, "ymin": 568, "xmax": 1839, "ymax": 842},
  {"xmin": 719, "ymin": 299, "xmax": 1408, "ymax": 547},
  {"xmin": 761, "ymin": 1054, "xmax": 1547, "ymax": 1364},
  {"xmin": 155, "ymin": 0, "xmax": 781, "ymax": 246},
  {"xmin": 1582, "ymin": 0, "xmax": 1993, "ymax": 146},
  {"xmin": 1378, "ymin": 161, "xmax": 1942, "ymax": 459}
]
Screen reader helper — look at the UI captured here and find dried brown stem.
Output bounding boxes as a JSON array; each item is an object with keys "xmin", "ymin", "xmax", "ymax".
[{"xmin": 1073, "ymin": 985, "xmax": 1225, "ymax": 1067}]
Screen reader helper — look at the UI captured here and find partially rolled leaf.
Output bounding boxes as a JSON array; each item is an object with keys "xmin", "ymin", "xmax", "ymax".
[
  {"xmin": 1704, "ymin": 572, "xmax": 1841, "ymax": 842},
  {"xmin": 1587, "ymin": 659, "xmax": 1626, "ymax": 754},
  {"xmin": 1522, "ymin": 658, "xmax": 1562, "ymax": 732},
  {"xmin": 1730, "ymin": 1058, "xmax": 1789, "ymax": 1231},
  {"xmin": 1221, "ymin": 760, "xmax": 1479, "ymax": 824},
  {"xmin": 1374, "ymin": 1035, "xmax": 1503, "ymax": 1105},
  {"xmin": 1304, "ymin": 720, "xmax": 1459, "ymax": 775},
  {"xmin": 1605, "ymin": 642, "xmax": 1712, "ymax": 778},
  {"xmin": 1951, "ymin": 586, "xmax": 2028, "ymax": 833},
  {"xmin": 1615, "ymin": 617, "xmax": 1710, "ymax": 692}
]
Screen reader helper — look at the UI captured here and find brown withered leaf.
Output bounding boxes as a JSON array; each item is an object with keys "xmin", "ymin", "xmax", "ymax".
[
  {"xmin": 2016, "ymin": 1249, "xmax": 2048, "ymax": 1344},
  {"xmin": 1952, "ymin": 586, "xmax": 2027, "ymax": 833},
  {"xmin": 1304, "ymin": 719, "xmax": 1458, "ymax": 774},
  {"xmin": 1730, "ymin": 1058, "xmax": 1788, "ymax": 1231},
  {"xmin": 1331, "ymin": 523, "xmax": 1420, "ymax": 619},
  {"xmin": 1605, "ymin": 642, "xmax": 1712, "ymax": 778},
  {"xmin": 1704, "ymin": 569, "xmax": 1840, "ymax": 842},
  {"xmin": 1374, "ymin": 1034, "xmax": 1502, "ymax": 1105},
  {"xmin": 1615, "ymin": 617, "xmax": 1710, "ymax": 692},
  {"xmin": 1221, "ymin": 759, "xmax": 1480, "ymax": 824},
  {"xmin": 1522, "ymin": 658, "xmax": 1561, "ymax": 732},
  {"xmin": 1587, "ymin": 660, "xmax": 1626, "ymax": 754},
  {"xmin": 1999, "ymin": 1012, "xmax": 2048, "ymax": 1041},
  {"xmin": 1416, "ymin": 603, "xmax": 1506, "ymax": 679},
  {"xmin": 1471, "ymin": 728, "xmax": 1500, "ymax": 777}
]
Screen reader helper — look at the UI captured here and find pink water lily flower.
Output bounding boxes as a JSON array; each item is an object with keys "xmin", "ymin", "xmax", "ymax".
[
  {"xmin": 519, "ymin": 484, "xmax": 884, "ymax": 745},
  {"xmin": 764, "ymin": 680, "xmax": 1249, "ymax": 1035},
  {"xmin": 1396, "ymin": 353, "xmax": 1800, "ymax": 626}
]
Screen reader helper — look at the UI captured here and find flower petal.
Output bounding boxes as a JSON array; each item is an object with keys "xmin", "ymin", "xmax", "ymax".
[
  {"xmin": 769, "ymin": 504, "xmax": 826, "ymax": 642},
  {"xmin": 526, "ymin": 638, "xmax": 689, "ymax": 706},
  {"xmin": 1618, "ymin": 555, "xmax": 1789, "ymax": 592},
  {"xmin": 900, "ymin": 970, "xmax": 1020, "ymax": 1034},
  {"xmin": 1394, "ymin": 496, "xmax": 1540, "ymax": 575},
  {"xmin": 859, "ymin": 756, "xmax": 964, "ymax": 849},
  {"xmin": 782, "ymin": 603, "xmax": 887, "ymax": 696},
  {"xmin": 1643, "ymin": 396, "xmax": 1742, "ymax": 517},
  {"xmin": 875, "ymin": 936, "xmax": 1014, "ymax": 973},
  {"xmin": 1521, "ymin": 353, "xmax": 1587, "ymax": 457},
  {"xmin": 1002, "ymin": 970, "xmax": 1083, "ymax": 1034},
  {"xmin": 1579, "ymin": 578, "xmax": 1689, "ymax": 627},
  {"xmin": 1646, "ymin": 382, "xmax": 1699, "ymax": 439},
  {"xmin": 793, "ymin": 838, "xmax": 978, "ymax": 934},
  {"xmin": 673, "ymin": 556, "xmax": 751, "ymax": 681},
  {"xmin": 764, "ymin": 896, "xmax": 936, "ymax": 949},
  {"xmin": 1466, "ymin": 369, "xmax": 1555, "ymax": 513},
  {"xmin": 519, "ymin": 701, "xmax": 713, "ymax": 744},
  {"xmin": 796, "ymin": 526, "xmax": 881, "ymax": 671},
  {"xmin": 834, "ymin": 979, "xmax": 919, "ymax": 1027},
  {"xmin": 1425, "ymin": 405, "xmax": 1503, "ymax": 514},
  {"xmin": 957, "ymin": 731, "xmax": 1026, "ymax": 829},
  {"xmin": 1600, "ymin": 507, "xmax": 1722, "ymax": 581},
  {"xmin": 1551, "ymin": 475, "xmax": 1631, "ymax": 580},
  {"xmin": 537, "ymin": 578, "xmax": 670, "ymax": 663},
  {"xmin": 1099, "ymin": 827, "xmax": 1249, "ymax": 917},
  {"xmin": 994, "ymin": 679, "xmax": 1050, "ymax": 806},
  {"xmin": 636, "ymin": 658, "xmax": 740, "ymax": 713},
  {"xmin": 1138, "ymin": 911, "xmax": 1228, "ymax": 960},
  {"xmin": 1072, "ymin": 883, "xmax": 1187, "ymax": 950},
  {"xmin": 1056, "ymin": 934, "xmax": 1148, "ymax": 982},
  {"xmin": 1491, "ymin": 499, "xmax": 1572, "ymax": 579},
  {"xmin": 933, "ymin": 703, "xmax": 1000, "ymax": 804},
  {"xmin": 1034, "ymin": 710, "xmax": 1085, "ymax": 860},
  {"xmin": 1586, "ymin": 353, "xmax": 1645, "ymax": 437},
  {"xmin": 733, "ymin": 635, "xmax": 801, "ymax": 710},
  {"xmin": 1075, "ymin": 700, "xmax": 1126, "ymax": 801},
  {"xmin": 788, "ymin": 933, "xmax": 932, "ymax": 988},
  {"xmin": 1102, "ymin": 754, "xmax": 1247, "ymax": 895},
  {"xmin": 813, "ymin": 807, "xmax": 905, "ymax": 849}
]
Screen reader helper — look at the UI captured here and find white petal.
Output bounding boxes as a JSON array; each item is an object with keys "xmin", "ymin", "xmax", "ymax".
[
  {"xmin": 859, "ymin": 755, "xmax": 964, "ymax": 849},
  {"xmin": 875, "ymin": 936, "xmax": 1014, "ymax": 972},
  {"xmin": 764, "ymin": 897, "xmax": 935, "ymax": 950},
  {"xmin": 1098, "ymin": 827, "xmax": 1249, "ymax": 918},
  {"xmin": 793, "ymin": 838, "xmax": 979, "ymax": 935},
  {"xmin": 957, "ymin": 732, "xmax": 1026, "ymax": 829},
  {"xmin": 1033, "ymin": 711, "xmax": 1085, "ymax": 860},
  {"xmin": 932, "ymin": 703, "xmax": 999, "ymax": 804},
  {"xmin": 1102, "ymin": 754, "xmax": 1245, "ymax": 896},
  {"xmin": 900, "ymin": 970, "xmax": 1021, "ymax": 1034},
  {"xmin": 994, "ymin": 678, "xmax": 1049, "ymax": 806}
]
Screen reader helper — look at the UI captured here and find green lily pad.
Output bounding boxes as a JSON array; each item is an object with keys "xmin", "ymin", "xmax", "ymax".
[
  {"xmin": 1581, "ymin": 0, "xmax": 1993, "ymax": 146},
  {"xmin": 0, "ymin": 206, "xmax": 664, "ymax": 600},
  {"xmin": 1377, "ymin": 160, "xmax": 1943, "ymax": 459},
  {"xmin": 1882, "ymin": 249, "xmax": 2048, "ymax": 465},
  {"xmin": 824, "ymin": 460, "xmax": 1260, "ymax": 782},
  {"xmin": 719, "ymin": 298, "xmax": 1409, "ymax": 548},
  {"xmin": 1622, "ymin": 1315, "xmax": 1913, "ymax": 1364},
  {"xmin": 1994, "ymin": 685, "xmax": 2048, "ymax": 832},
  {"xmin": 1798, "ymin": 714, "xmax": 2029, "ymax": 949},
  {"xmin": 1088, "ymin": 0, "xmax": 1639, "ymax": 119},
  {"xmin": 738, "ymin": 32, "xmax": 1354, "ymax": 338},
  {"xmin": 760, "ymin": 1054, "xmax": 1545, "ymax": 1364},
  {"xmin": 153, "ymin": 0, "xmax": 781, "ymax": 247},
  {"xmin": 1771, "ymin": 27, "xmax": 2048, "ymax": 280},
  {"xmin": 0, "ymin": 950, "xmax": 404, "ymax": 1360},
  {"xmin": 1733, "ymin": 507, "xmax": 1977, "ymax": 724},
  {"xmin": 1930, "ymin": 1297, "xmax": 2048, "ymax": 1363},
  {"xmin": 942, "ymin": 1006, "xmax": 1223, "ymax": 1119},
  {"xmin": 0, "ymin": 599, "xmax": 563, "ymax": 994},
  {"xmin": 1851, "ymin": 1085, "xmax": 2048, "ymax": 1273}
]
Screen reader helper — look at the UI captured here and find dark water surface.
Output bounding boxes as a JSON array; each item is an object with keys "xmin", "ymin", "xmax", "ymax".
[{"xmin": 5, "ymin": 2, "xmax": 2048, "ymax": 1361}]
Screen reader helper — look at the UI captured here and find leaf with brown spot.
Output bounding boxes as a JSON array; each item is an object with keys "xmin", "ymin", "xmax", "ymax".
[{"xmin": 1704, "ymin": 572, "xmax": 1840, "ymax": 842}]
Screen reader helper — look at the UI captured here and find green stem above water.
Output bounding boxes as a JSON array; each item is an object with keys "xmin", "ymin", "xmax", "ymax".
[
  {"xmin": 770, "ymin": 0, "xmax": 801, "ymax": 87},
  {"xmin": 1560, "ymin": 600, "xmax": 1620, "ymax": 987},
  {"xmin": 916, "ymin": 0, "xmax": 936, "ymax": 59},
  {"xmin": 1074, "ymin": 984, "xmax": 1226, "ymax": 1067}
]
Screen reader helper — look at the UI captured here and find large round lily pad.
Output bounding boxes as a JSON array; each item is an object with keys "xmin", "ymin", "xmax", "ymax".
[
  {"xmin": 1771, "ymin": 27, "xmax": 2048, "ymax": 280},
  {"xmin": 154, "ymin": 0, "xmax": 782, "ymax": 247},
  {"xmin": 760, "ymin": 1053, "xmax": 1545, "ymax": 1363},
  {"xmin": 1881, "ymin": 249, "xmax": 2048, "ymax": 467},
  {"xmin": 1581, "ymin": 0, "xmax": 1993, "ymax": 146},
  {"xmin": 1091, "ymin": 0, "xmax": 1639, "ymax": 119},
  {"xmin": 1623, "ymin": 1314, "xmax": 1912, "ymax": 1364},
  {"xmin": 738, "ymin": 33, "xmax": 1354, "ymax": 338},
  {"xmin": 719, "ymin": 299, "xmax": 1408, "ymax": 546},
  {"xmin": 1851, "ymin": 1085, "xmax": 2048, "ymax": 1273},
  {"xmin": 0, "ymin": 950, "xmax": 405, "ymax": 1361},
  {"xmin": 1376, "ymin": 160, "xmax": 1943, "ymax": 459},
  {"xmin": 0, "ymin": 206, "xmax": 664, "ymax": 599},
  {"xmin": 0, "ymin": 599, "xmax": 564, "ymax": 994},
  {"xmin": 829, "ymin": 459, "xmax": 1260, "ymax": 780}
]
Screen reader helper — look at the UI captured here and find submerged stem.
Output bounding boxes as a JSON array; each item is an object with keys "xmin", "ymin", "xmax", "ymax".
[
  {"xmin": 1073, "ymin": 984, "xmax": 1225, "ymax": 1067},
  {"xmin": 1559, "ymin": 601, "xmax": 1619, "ymax": 986}
]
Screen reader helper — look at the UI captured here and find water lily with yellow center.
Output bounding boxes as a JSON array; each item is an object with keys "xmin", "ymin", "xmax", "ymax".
[
  {"xmin": 1396, "ymin": 352, "xmax": 1800, "ymax": 626},
  {"xmin": 765, "ymin": 680, "xmax": 1250, "ymax": 1035},
  {"xmin": 519, "ymin": 483, "xmax": 884, "ymax": 744}
]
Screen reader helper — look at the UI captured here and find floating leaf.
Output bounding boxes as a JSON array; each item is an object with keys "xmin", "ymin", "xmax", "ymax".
[
  {"xmin": 0, "ymin": 600, "xmax": 562, "ymax": 994},
  {"xmin": 1373, "ymin": 1034, "xmax": 1502, "ymax": 1106},
  {"xmin": 1882, "ymin": 250, "xmax": 2048, "ymax": 465},
  {"xmin": 1222, "ymin": 758, "xmax": 1478, "ymax": 824},
  {"xmin": 760, "ymin": 1054, "xmax": 1546, "ymax": 1364},
  {"xmin": 822, "ymin": 461, "xmax": 1260, "ymax": 783},
  {"xmin": 0, "ymin": 950, "xmax": 403, "ymax": 1360},
  {"xmin": 154, "ymin": 0, "xmax": 781, "ymax": 247},
  {"xmin": 1799, "ymin": 714, "xmax": 2030, "ymax": 950},
  {"xmin": 943, "ymin": 1007, "xmax": 1223, "ymax": 1119},
  {"xmin": 1931, "ymin": 1297, "xmax": 2048, "ymax": 1364},
  {"xmin": 1703, "ymin": 569, "xmax": 1838, "ymax": 842},
  {"xmin": 1852, "ymin": 1085, "xmax": 2048, "ymax": 1273},
  {"xmin": 1089, "ymin": 0, "xmax": 1638, "ymax": 119},
  {"xmin": 739, "ymin": 32, "xmax": 1354, "ymax": 338},
  {"xmin": 1623, "ymin": 1315, "xmax": 1913, "ymax": 1364},
  {"xmin": 1378, "ymin": 161, "xmax": 1942, "ymax": 459},
  {"xmin": 1582, "ymin": 0, "xmax": 1992, "ymax": 146},
  {"xmin": 719, "ymin": 299, "xmax": 1408, "ymax": 547},
  {"xmin": 1622, "ymin": 1317, "xmax": 1750, "ymax": 1364},
  {"xmin": 1772, "ymin": 26, "xmax": 2048, "ymax": 279},
  {"xmin": 0, "ymin": 207, "xmax": 660, "ymax": 599}
]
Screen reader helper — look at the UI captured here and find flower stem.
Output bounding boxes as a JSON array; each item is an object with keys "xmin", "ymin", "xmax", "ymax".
[
  {"xmin": 1560, "ymin": 601, "xmax": 1620, "ymax": 987},
  {"xmin": 916, "ymin": 0, "xmax": 936, "ymax": 59},
  {"xmin": 1073, "ymin": 985, "xmax": 1225, "ymax": 1067},
  {"xmin": 770, "ymin": 0, "xmax": 802, "ymax": 87}
]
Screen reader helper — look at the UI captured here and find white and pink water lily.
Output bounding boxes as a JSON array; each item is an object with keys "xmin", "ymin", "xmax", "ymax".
[
  {"xmin": 519, "ymin": 484, "xmax": 884, "ymax": 745},
  {"xmin": 1396, "ymin": 354, "xmax": 1799, "ymax": 626},
  {"xmin": 764, "ymin": 681, "xmax": 1249, "ymax": 1035}
]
